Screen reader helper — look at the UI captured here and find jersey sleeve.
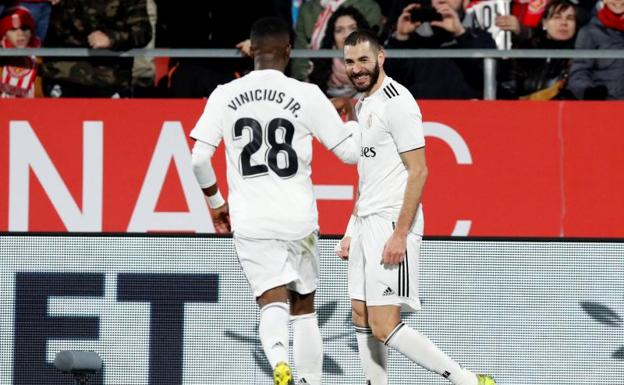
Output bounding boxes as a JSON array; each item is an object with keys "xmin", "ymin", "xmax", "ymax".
[
  {"xmin": 384, "ymin": 96, "xmax": 425, "ymax": 153},
  {"xmin": 189, "ymin": 85, "xmax": 226, "ymax": 147},
  {"xmin": 304, "ymin": 85, "xmax": 353, "ymax": 151}
]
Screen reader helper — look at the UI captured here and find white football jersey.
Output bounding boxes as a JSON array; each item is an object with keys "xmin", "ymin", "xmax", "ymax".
[
  {"xmin": 190, "ymin": 69, "xmax": 353, "ymax": 239},
  {"xmin": 355, "ymin": 75, "xmax": 425, "ymax": 235}
]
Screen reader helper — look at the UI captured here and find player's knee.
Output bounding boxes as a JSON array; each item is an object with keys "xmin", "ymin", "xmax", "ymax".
[
  {"xmin": 368, "ymin": 317, "xmax": 398, "ymax": 342},
  {"xmin": 351, "ymin": 306, "xmax": 368, "ymax": 327},
  {"xmin": 290, "ymin": 299, "xmax": 314, "ymax": 315},
  {"xmin": 369, "ymin": 319, "xmax": 394, "ymax": 342},
  {"xmin": 289, "ymin": 291, "xmax": 315, "ymax": 315}
]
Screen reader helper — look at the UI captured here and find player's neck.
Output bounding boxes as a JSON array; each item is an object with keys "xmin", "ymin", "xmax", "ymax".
[
  {"xmin": 365, "ymin": 72, "xmax": 386, "ymax": 97},
  {"xmin": 254, "ymin": 55, "xmax": 287, "ymax": 73}
]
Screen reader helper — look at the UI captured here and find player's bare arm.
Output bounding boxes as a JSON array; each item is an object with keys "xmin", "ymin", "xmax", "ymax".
[
  {"xmin": 382, "ymin": 148, "xmax": 427, "ymax": 264},
  {"xmin": 191, "ymin": 140, "xmax": 231, "ymax": 233}
]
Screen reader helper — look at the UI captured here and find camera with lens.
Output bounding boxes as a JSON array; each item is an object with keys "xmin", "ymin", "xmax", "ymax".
[{"xmin": 409, "ymin": 6, "xmax": 443, "ymax": 22}]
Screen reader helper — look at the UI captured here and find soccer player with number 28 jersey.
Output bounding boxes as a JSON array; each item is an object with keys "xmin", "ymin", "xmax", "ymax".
[
  {"xmin": 335, "ymin": 30, "xmax": 496, "ymax": 385},
  {"xmin": 190, "ymin": 17, "xmax": 359, "ymax": 385}
]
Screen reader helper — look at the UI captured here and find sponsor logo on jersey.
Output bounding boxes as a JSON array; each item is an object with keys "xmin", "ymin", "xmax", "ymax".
[{"xmin": 361, "ymin": 146, "xmax": 376, "ymax": 158}]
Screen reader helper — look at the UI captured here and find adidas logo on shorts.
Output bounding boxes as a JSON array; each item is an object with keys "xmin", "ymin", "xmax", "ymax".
[
  {"xmin": 382, "ymin": 287, "xmax": 395, "ymax": 296},
  {"xmin": 298, "ymin": 378, "xmax": 308, "ymax": 384}
]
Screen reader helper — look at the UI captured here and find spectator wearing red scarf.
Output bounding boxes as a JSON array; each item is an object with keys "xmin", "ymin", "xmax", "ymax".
[
  {"xmin": 566, "ymin": 0, "xmax": 624, "ymax": 99},
  {"xmin": 0, "ymin": 6, "xmax": 41, "ymax": 98}
]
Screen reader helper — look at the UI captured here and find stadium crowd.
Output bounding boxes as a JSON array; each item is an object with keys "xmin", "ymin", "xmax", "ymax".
[{"xmin": 0, "ymin": 0, "xmax": 622, "ymax": 100}]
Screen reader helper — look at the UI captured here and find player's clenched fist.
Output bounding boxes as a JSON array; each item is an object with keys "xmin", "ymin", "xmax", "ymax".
[
  {"xmin": 210, "ymin": 203, "xmax": 231, "ymax": 233},
  {"xmin": 335, "ymin": 236, "xmax": 351, "ymax": 260}
]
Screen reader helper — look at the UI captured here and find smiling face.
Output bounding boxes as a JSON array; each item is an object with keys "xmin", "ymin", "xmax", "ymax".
[
  {"xmin": 344, "ymin": 40, "xmax": 384, "ymax": 94},
  {"xmin": 604, "ymin": 0, "xmax": 624, "ymax": 15},
  {"xmin": 333, "ymin": 15, "xmax": 358, "ymax": 49},
  {"xmin": 543, "ymin": 5, "xmax": 576, "ymax": 41}
]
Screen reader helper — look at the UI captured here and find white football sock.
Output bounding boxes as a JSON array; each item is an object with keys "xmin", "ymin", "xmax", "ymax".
[
  {"xmin": 291, "ymin": 312, "xmax": 323, "ymax": 385},
  {"xmin": 355, "ymin": 325, "xmax": 388, "ymax": 385},
  {"xmin": 384, "ymin": 322, "xmax": 477, "ymax": 385},
  {"xmin": 259, "ymin": 302, "xmax": 290, "ymax": 369}
]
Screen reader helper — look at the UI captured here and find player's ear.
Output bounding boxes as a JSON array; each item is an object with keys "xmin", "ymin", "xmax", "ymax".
[
  {"xmin": 249, "ymin": 44, "xmax": 257, "ymax": 59},
  {"xmin": 285, "ymin": 44, "xmax": 292, "ymax": 60},
  {"xmin": 377, "ymin": 48, "xmax": 385, "ymax": 67}
]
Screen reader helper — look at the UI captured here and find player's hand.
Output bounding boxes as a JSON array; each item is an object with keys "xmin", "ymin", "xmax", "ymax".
[
  {"xmin": 210, "ymin": 202, "xmax": 231, "ymax": 233},
  {"xmin": 236, "ymin": 39, "xmax": 252, "ymax": 57},
  {"xmin": 495, "ymin": 15, "xmax": 520, "ymax": 34},
  {"xmin": 431, "ymin": 2, "xmax": 465, "ymax": 37},
  {"xmin": 335, "ymin": 236, "xmax": 351, "ymax": 260},
  {"xmin": 382, "ymin": 231, "xmax": 406, "ymax": 265},
  {"xmin": 88, "ymin": 30, "xmax": 112, "ymax": 49},
  {"xmin": 396, "ymin": 3, "xmax": 422, "ymax": 41}
]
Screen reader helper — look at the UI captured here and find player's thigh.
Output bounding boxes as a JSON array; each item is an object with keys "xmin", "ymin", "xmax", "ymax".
[
  {"xmin": 233, "ymin": 235, "xmax": 298, "ymax": 298},
  {"xmin": 348, "ymin": 220, "xmax": 366, "ymax": 302},
  {"xmin": 362, "ymin": 216, "xmax": 421, "ymax": 311},
  {"xmin": 285, "ymin": 231, "xmax": 320, "ymax": 296}
]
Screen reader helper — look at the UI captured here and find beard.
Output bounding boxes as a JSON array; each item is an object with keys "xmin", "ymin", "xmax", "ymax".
[{"xmin": 348, "ymin": 60, "xmax": 380, "ymax": 93}]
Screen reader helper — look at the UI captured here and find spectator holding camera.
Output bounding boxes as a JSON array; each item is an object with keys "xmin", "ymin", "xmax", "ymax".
[
  {"xmin": 566, "ymin": 0, "xmax": 624, "ymax": 100},
  {"xmin": 499, "ymin": 0, "xmax": 580, "ymax": 100},
  {"xmin": 385, "ymin": 1, "xmax": 496, "ymax": 99}
]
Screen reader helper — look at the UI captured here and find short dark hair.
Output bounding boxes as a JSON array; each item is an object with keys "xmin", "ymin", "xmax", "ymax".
[
  {"xmin": 343, "ymin": 29, "xmax": 382, "ymax": 52},
  {"xmin": 543, "ymin": 0, "xmax": 577, "ymax": 22},
  {"xmin": 250, "ymin": 17, "xmax": 291, "ymax": 44}
]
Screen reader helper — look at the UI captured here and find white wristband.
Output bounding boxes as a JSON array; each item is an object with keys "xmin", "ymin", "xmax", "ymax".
[
  {"xmin": 344, "ymin": 215, "xmax": 356, "ymax": 237},
  {"xmin": 206, "ymin": 190, "xmax": 225, "ymax": 209}
]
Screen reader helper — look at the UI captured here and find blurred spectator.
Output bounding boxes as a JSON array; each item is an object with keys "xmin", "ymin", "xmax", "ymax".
[
  {"xmin": 154, "ymin": 1, "xmax": 290, "ymax": 97},
  {"xmin": 20, "ymin": 0, "xmax": 60, "ymax": 42},
  {"xmin": 468, "ymin": 0, "xmax": 515, "ymax": 49},
  {"xmin": 0, "ymin": 5, "xmax": 41, "ymax": 97},
  {"xmin": 41, "ymin": 0, "xmax": 152, "ymax": 97},
  {"xmin": 495, "ymin": 0, "xmax": 596, "ymax": 43},
  {"xmin": 291, "ymin": 0, "xmax": 382, "ymax": 81},
  {"xmin": 308, "ymin": 6, "xmax": 370, "ymax": 97},
  {"xmin": 131, "ymin": 0, "xmax": 156, "ymax": 97},
  {"xmin": 384, "ymin": 1, "xmax": 497, "ymax": 99},
  {"xmin": 566, "ymin": 0, "xmax": 624, "ymax": 100},
  {"xmin": 511, "ymin": 0, "xmax": 549, "ymax": 29},
  {"xmin": 499, "ymin": 0, "xmax": 579, "ymax": 99}
]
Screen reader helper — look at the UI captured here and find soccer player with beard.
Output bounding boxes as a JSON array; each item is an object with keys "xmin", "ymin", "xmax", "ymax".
[
  {"xmin": 190, "ymin": 17, "xmax": 360, "ymax": 385},
  {"xmin": 335, "ymin": 30, "xmax": 496, "ymax": 385}
]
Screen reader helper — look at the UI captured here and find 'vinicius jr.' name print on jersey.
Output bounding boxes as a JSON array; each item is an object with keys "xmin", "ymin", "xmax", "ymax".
[{"xmin": 227, "ymin": 88, "xmax": 302, "ymax": 117}]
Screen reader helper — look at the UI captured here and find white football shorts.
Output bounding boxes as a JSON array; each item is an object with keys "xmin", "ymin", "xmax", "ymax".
[
  {"xmin": 348, "ymin": 214, "xmax": 422, "ymax": 312},
  {"xmin": 233, "ymin": 232, "xmax": 319, "ymax": 298}
]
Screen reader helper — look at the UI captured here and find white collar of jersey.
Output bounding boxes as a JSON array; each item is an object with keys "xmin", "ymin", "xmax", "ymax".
[{"xmin": 245, "ymin": 69, "xmax": 286, "ymax": 78}]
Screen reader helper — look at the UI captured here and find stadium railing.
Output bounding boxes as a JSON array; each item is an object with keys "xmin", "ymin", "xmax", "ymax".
[{"xmin": 2, "ymin": 48, "xmax": 624, "ymax": 100}]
